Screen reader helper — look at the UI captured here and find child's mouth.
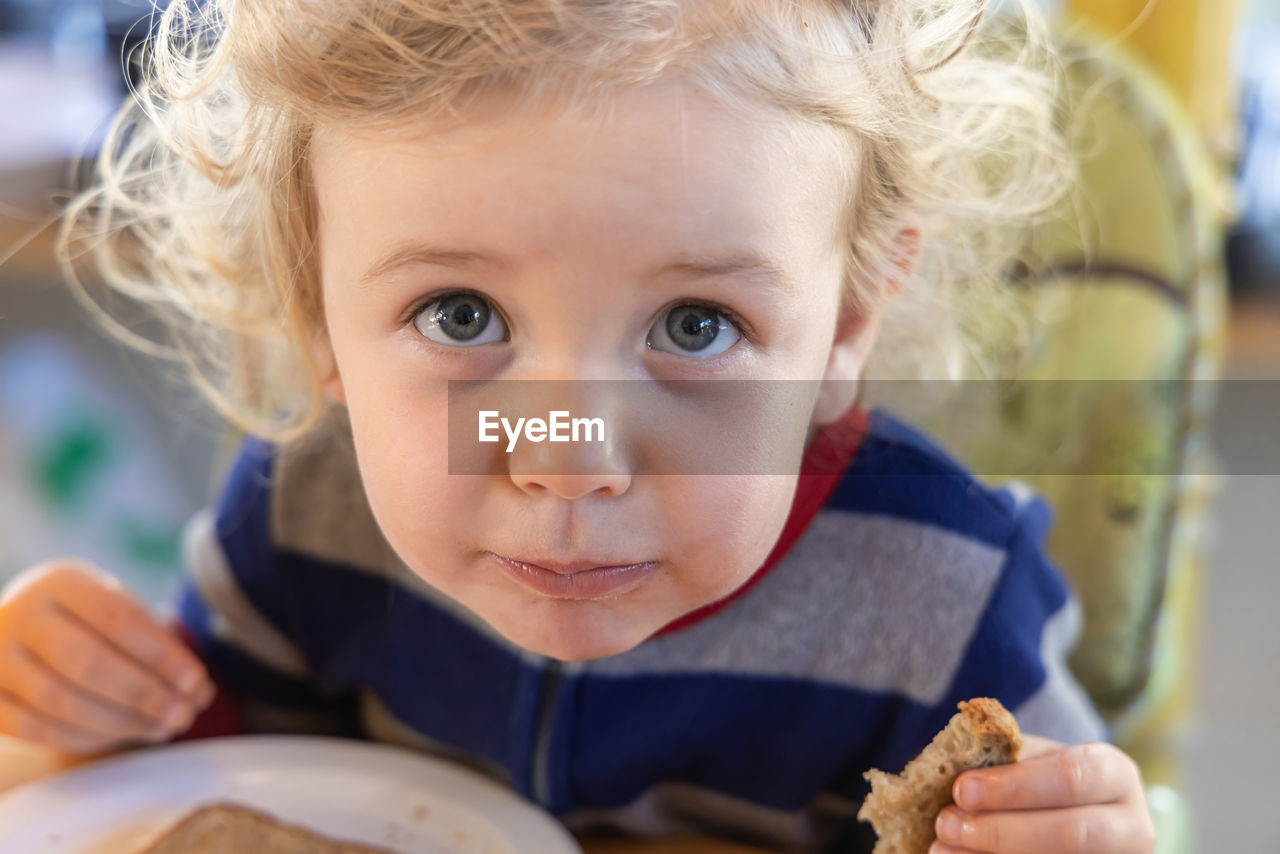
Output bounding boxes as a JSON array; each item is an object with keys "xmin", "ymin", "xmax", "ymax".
[{"xmin": 486, "ymin": 552, "xmax": 658, "ymax": 599}]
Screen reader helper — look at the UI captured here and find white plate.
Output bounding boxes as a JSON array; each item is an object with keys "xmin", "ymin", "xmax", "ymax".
[{"xmin": 0, "ymin": 735, "xmax": 582, "ymax": 854}]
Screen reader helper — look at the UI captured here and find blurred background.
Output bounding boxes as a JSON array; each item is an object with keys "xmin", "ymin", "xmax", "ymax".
[{"xmin": 0, "ymin": 1, "xmax": 1277, "ymax": 852}]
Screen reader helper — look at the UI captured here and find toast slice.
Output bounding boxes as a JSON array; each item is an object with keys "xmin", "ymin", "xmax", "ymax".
[
  {"xmin": 137, "ymin": 802, "xmax": 401, "ymax": 854},
  {"xmin": 857, "ymin": 697, "xmax": 1023, "ymax": 854}
]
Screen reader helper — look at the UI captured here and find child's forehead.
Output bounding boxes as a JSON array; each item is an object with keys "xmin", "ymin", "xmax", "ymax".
[
  {"xmin": 312, "ymin": 74, "xmax": 827, "ymax": 161},
  {"xmin": 310, "ymin": 77, "xmax": 849, "ymax": 225}
]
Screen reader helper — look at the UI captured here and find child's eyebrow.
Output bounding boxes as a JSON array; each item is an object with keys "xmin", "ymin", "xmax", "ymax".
[
  {"xmin": 357, "ymin": 243, "xmax": 793, "ymax": 291},
  {"xmin": 358, "ymin": 245, "xmax": 507, "ymax": 287},
  {"xmin": 649, "ymin": 254, "xmax": 794, "ymax": 292}
]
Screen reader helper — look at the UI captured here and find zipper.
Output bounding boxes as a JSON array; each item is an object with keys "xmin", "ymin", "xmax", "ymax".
[{"xmin": 530, "ymin": 658, "xmax": 562, "ymax": 808}]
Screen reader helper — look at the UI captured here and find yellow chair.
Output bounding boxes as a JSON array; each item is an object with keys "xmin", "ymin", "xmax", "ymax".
[
  {"xmin": 1067, "ymin": 0, "xmax": 1241, "ymax": 165},
  {"xmin": 877, "ymin": 28, "xmax": 1228, "ymax": 854}
]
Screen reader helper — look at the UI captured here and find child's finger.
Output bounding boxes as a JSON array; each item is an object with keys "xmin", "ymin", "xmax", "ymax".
[
  {"xmin": 26, "ymin": 608, "xmax": 197, "ymax": 728},
  {"xmin": 0, "ymin": 644, "xmax": 164, "ymax": 742},
  {"xmin": 1015, "ymin": 733, "xmax": 1065, "ymax": 759},
  {"xmin": 934, "ymin": 803, "xmax": 1142, "ymax": 854},
  {"xmin": 952, "ymin": 742, "xmax": 1139, "ymax": 811},
  {"xmin": 929, "ymin": 844, "xmax": 985, "ymax": 854},
  {"xmin": 0, "ymin": 690, "xmax": 117, "ymax": 756},
  {"xmin": 50, "ymin": 570, "xmax": 210, "ymax": 698}
]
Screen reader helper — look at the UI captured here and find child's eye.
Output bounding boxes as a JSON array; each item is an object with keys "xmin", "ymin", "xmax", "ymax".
[
  {"xmin": 647, "ymin": 304, "xmax": 742, "ymax": 358},
  {"xmin": 413, "ymin": 293, "xmax": 508, "ymax": 347}
]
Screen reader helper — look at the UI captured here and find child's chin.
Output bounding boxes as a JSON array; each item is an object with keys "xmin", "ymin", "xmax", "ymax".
[{"xmin": 494, "ymin": 609, "xmax": 653, "ymax": 662}]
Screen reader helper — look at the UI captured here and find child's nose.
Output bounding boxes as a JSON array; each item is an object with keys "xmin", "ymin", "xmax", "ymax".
[
  {"xmin": 506, "ymin": 422, "xmax": 632, "ymax": 498},
  {"xmin": 490, "ymin": 380, "xmax": 634, "ymax": 499},
  {"xmin": 509, "ymin": 467, "xmax": 631, "ymax": 500}
]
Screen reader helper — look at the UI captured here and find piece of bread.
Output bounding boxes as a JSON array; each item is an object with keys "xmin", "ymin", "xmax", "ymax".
[
  {"xmin": 857, "ymin": 697, "xmax": 1023, "ymax": 854},
  {"xmin": 137, "ymin": 802, "xmax": 401, "ymax": 854}
]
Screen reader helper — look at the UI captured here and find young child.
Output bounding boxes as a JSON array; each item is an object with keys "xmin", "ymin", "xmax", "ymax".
[{"xmin": 0, "ymin": 1, "xmax": 1155, "ymax": 851}]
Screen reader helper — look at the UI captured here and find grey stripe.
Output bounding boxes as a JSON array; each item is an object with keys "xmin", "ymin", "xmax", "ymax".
[
  {"xmin": 182, "ymin": 509, "xmax": 309, "ymax": 679},
  {"xmin": 1012, "ymin": 597, "xmax": 1110, "ymax": 744},
  {"xmin": 588, "ymin": 511, "xmax": 1005, "ymax": 705},
  {"xmin": 270, "ymin": 409, "xmax": 403, "ymax": 578}
]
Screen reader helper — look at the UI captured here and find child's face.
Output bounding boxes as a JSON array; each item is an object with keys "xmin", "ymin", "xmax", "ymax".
[{"xmin": 312, "ymin": 77, "xmax": 880, "ymax": 660}]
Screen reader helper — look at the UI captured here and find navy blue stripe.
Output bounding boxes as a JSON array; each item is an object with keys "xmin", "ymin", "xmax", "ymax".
[
  {"xmin": 210, "ymin": 439, "xmax": 303, "ymax": 643},
  {"xmin": 827, "ymin": 409, "xmax": 1028, "ymax": 547},
  {"xmin": 177, "ymin": 580, "xmax": 347, "ymax": 709},
  {"xmin": 568, "ymin": 673, "xmax": 929, "ymax": 812},
  {"xmin": 547, "ymin": 670, "xmax": 582, "ymax": 812},
  {"xmin": 267, "ymin": 551, "xmax": 541, "ymax": 794}
]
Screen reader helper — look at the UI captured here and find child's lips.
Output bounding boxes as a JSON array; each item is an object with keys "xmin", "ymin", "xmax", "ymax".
[{"xmin": 486, "ymin": 552, "xmax": 658, "ymax": 599}]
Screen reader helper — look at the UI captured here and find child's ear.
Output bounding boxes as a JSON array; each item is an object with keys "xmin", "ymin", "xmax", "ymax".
[
  {"xmin": 811, "ymin": 309, "xmax": 881, "ymax": 426},
  {"xmin": 323, "ymin": 368, "xmax": 347, "ymax": 406},
  {"xmin": 311, "ymin": 332, "xmax": 347, "ymax": 405},
  {"xmin": 811, "ymin": 225, "xmax": 922, "ymax": 426},
  {"xmin": 881, "ymin": 224, "xmax": 923, "ymax": 299}
]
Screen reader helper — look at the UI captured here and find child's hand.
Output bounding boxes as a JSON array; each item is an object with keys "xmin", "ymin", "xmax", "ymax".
[
  {"xmin": 0, "ymin": 561, "xmax": 215, "ymax": 755},
  {"xmin": 931, "ymin": 734, "xmax": 1156, "ymax": 854}
]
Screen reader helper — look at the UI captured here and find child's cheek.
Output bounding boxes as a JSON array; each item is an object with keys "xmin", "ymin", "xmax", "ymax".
[
  {"xmin": 663, "ymin": 474, "xmax": 796, "ymax": 596},
  {"xmin": 342, "ymin": 389, "xmax": 458, "ymax": 550}
]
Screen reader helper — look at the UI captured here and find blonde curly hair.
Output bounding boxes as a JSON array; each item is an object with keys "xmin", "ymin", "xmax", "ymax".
[{"xmin": 58, "ymin": 0, "xmax": 1070, "ymax": 441}]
